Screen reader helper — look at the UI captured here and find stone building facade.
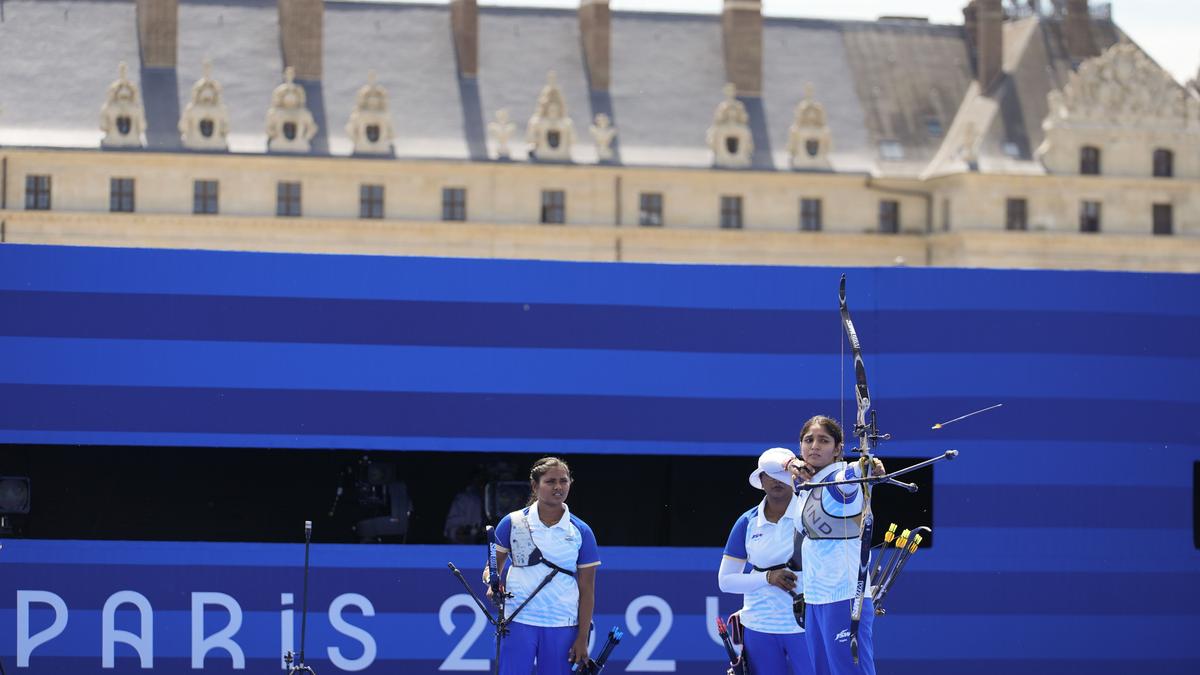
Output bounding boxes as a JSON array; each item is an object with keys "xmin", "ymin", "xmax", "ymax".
[{"xmin": 0, "ymin": 0, "xmax": 1196, "ymax": 271}]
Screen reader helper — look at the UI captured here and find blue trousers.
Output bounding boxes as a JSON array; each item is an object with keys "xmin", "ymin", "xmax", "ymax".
[
  {"xmin": 804, "ymin": 598, "xmax": 876, "ymax": 675},
  {"xmin": 743, "ymin": 626, "xmax": 812, "ymax": 675},
  {"xmin": 499, "ymin": 621, "xmax": 579, "ymax": 675}
]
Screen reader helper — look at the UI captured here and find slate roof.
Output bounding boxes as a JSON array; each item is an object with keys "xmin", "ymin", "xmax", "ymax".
[{"xmin": 0, "ymin": 0, "xmax": 1134, "ymax": 177}]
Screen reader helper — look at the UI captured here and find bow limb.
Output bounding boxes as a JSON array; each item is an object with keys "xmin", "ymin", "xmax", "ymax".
[{"xmin": 839, "ymin": 274, "xmax": 876, "ymax": 666}]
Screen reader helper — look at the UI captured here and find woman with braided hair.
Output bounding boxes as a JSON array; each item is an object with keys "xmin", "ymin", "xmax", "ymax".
[
  {"xmin": 718, "ymin": 446, "xmax": 813, "ymax": 674},
  {"xmin": 787, "ymin": 415, "xmax": 883, "ymax": 675},
  {"xmin": 490, "ymin": 457, "xmax": 600, "ymax": 674}
]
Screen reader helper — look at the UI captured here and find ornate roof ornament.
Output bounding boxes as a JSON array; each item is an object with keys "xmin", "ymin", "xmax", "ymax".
[
  {"xmin": 100, "ymin": 62, "xmax": 147, "ymax": 148},
  {"xmin": 1037, "ymin": 43, "xmax": 1200, "ymax": 173},
  {"xmin": 589, "ymin": 113, "xmax": 617, "ymax": 162},
  {"xmin": 526, "ymin": 71, "xmax": 575, "ymax": 161},
  {"xmin": 707, "ymin": 83, "xmax": 753, "ymax": 168},
  {"xmin": 345, "ymin": 71, "xmax": 394, "ymax": 155},
  {"xmin": 1043, "ymin": 43, "xmax": 1198, "ymax": 131},
  {"xmin": 786, "ymin": 83, "xmax": 832, "ymax": 170},
  {"xmin": 179, "ymin": 60, "xmax": 230, "ymax": 151},
  {"xmin": 266, "ymin": 67, "xmax": 318, "ymax": 153},
  {"xmin": 488, "ymin": 109, "xmax": 517, "ymax": 160}
]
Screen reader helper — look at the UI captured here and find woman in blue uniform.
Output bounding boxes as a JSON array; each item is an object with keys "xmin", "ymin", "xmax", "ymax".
[
  {"xmin": 786, "ymin": 415, "xmax": 882, "ymax": 675},
  {"xmin": 490, "ymin": 457, "xmax": 600, "ymax": 674},
  {"xmin": 718, "ymin": 447, "xmax": 812, "ymax": 674}
]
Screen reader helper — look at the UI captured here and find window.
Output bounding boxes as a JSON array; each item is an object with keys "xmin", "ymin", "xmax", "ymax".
[
  {"xmin": 879, "ymin": 140, "xmax": 904, "ymax": 160},
  {"xmin": 442, "ymin": 187, "xmax": 466, "ymax": 222},
  {"xmin": 925, "ymin": 117, "xmax": 943, "ymax": 137},
  {"xmin": 1080, "ymin": 200, "xmax": 1101, "ymax": 233},
  {"xmin": 193, "ymin": 180, "xmax": 218, "ymax": 215},
  {"xmin": 1153, "ymin": 149, "xmax": 1174, "ymax": 178},
  {"xmin": 720, "ymin": 196, "xmax": 743, "ymax": 229},
  {"xmin": 1080, "ymin": 146, "xmax": 1101, "ymax": 175},
  {"xmin": 878, "ymin": 200, "xmax": 900, "ymax": 233},
  {"xmin": 541, "ymin": 190, "xmax": 565, "ymax": 224},
  {"xmin": 277, "ymin": 181, "xmax": 302, "ymax": 217},
  {"xmin": 1153, "ymin": 203, "xmax": 1173, "ymax": 236},
  {"xmin": 800, "ymin": 198, "xmax": 822, "ymax": 231},
  {"xmin": 25, "ymin": 175, "xmax": 51, "ymax": 210},
  {"xmin": 639, "ymin": 193, "xmax": 663, "ymax": 227},
  {"xmin": 110, "ymin": 178, "xmax": 135, "ymax": 213},
  {"xmin": 1006, "ymin": 198, "xmax": 1028, "ymax": 231},
  {"xmin": 1002, "ymin": 141, "xmax": 1021, "ymax": 158},
  {"xmin": 360, "ymin": 184, "xmax": 384, "ymax": 219}
]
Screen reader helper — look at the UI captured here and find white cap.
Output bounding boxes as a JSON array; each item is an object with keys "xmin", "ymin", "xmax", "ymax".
[{"xmin": 748, "ymin": 447, "xmax": 797, "ymax": 489}]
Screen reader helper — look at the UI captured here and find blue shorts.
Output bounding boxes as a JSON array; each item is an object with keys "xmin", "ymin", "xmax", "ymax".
[
  {"xmin": 743, "ymin": 626, "xmax": 812, "ymax": 674},
  {"xmin": 804, "ymin": 598, "xmax": 876, "ymax": 675},
  {"xmin": 499, "ymin": 621, "xmax": 579, "ymax": 675}
]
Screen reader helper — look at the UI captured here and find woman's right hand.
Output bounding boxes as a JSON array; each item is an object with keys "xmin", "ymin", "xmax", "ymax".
[
  {"xmin": 485, "ymin": 582, "xmax": 506, "ymax": 600},
  {"xmin": 786, "ymin": 458, "xmax": 815, "ymax": 482},
  {"xmin": 765, "ymin": 568, "xmax": 797, "ymax": 593}
]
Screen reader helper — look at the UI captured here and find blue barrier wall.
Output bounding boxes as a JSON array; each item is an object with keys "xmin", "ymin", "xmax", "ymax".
[{"xmin": 1, "ymin": 244, "xmax": 1199, "ymax": 672}]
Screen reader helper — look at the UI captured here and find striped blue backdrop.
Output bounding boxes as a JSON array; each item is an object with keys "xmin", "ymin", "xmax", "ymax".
[{"xmin": 1, "ymin": 243, "xmax": 1198, "ymax": 673}]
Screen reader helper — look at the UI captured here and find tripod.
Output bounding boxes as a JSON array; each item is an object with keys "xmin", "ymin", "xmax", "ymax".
[
  {"xmin": 283, "ymin": 521, "xmax": 317, "ymax": 674},
  {"xmin": 447, "ymin": 526, "xmax": 561, "ymax": 675},
  {"xmin": 0, "ymin": 543, "xmax": 5, "ymax": 675}
]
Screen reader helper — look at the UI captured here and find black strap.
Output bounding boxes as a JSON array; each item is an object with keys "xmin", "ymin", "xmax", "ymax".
[{"xmin": 526, "ymin": 547, "xmax": 576, "ymax": 577}]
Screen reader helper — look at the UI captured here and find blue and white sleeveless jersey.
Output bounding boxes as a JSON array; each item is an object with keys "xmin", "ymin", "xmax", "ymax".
[
  {"xmin": 494, "ymin": 502, "xmax": 600, "ymax": 628},
  {"xmin": 801, "ymin": 461, "xmax": 869, "ymax": 604},
  {"xmin": 722, "ymin": 493, "xmax": 805, "ymax": 634}
]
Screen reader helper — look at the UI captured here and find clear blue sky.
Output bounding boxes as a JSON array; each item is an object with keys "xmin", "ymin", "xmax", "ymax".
[{"xmin": 447, "ymin": 0, "xmax": 1197, "ymax": 85}]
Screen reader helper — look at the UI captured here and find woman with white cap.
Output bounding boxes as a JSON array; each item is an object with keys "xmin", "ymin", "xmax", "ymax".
[{"xmin": 717, "ymin": 446, "xmax": 813, "ymax": 674}]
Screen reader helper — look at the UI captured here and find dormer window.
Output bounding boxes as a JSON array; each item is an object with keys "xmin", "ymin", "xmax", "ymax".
[
  {"xmin": 179, "ymin": 61, "xmax": 230, "ymax": 151},
  {"xmin": 345, "ymin": 72, "xmax": 395, "ymax": 156},
  {"xmin": 926, "ymin": 117, "xmax": 943, "ymax": 137},
  {"xmin": 526, "ymin": 72, "xmax": 576, "ymax": 162},
  {"xmin": 100, "ymin": 62, "xmax": 147, "ymax": 148},
  {"xmin": 1153, "ymin": 149, "xmax": 1173, "ymax": 178},
  {"xmin": 787, "ymin": 85, "xmax": 833, "ymax": 170},
  {"xmin": 707, "ymin": 84, "xmax": 753, "ymax": 168},
  {"xmin": 1080, "ymin": 146, "xmax": 1101, "ymax": 175},
  {"xmin": 266, "ymin": 67, "xmax": 318, "ymax": 153}
]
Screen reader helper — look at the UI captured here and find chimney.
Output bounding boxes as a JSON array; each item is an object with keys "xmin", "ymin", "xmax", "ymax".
[
  {"xmin": 976, "ymin": 0, "xmax": 1003, "ymax": 89},
  {"xmin": 722, "ymin": 0, "xmax": 762, "ymax": 96},
  {"xmin": 963, "ymin": 1, "xmax": 979, "ymax": 50},
  {"xmin": 450, "ymin": 0, "xmax": 478, "ymax": 77},
  {"xmin": 137, "ymin": 0, "xmax": 178, "ymax": 68},
  {"xmin": 279, "ymin": 0, "xmax": 323, "ymax": 80},
  {"xmin": 579, "ymin": 0, "xmax": 611, "ymax": 91},
  {"xmin": 1065, "ymin": 0, "xmax": 1097, "ymax": 63}
]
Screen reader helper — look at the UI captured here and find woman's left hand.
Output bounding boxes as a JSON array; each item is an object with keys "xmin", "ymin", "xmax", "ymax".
[
  {"xmin": 569, "ymin": 635, "xmax": 590, "ymax": 665},
  {"xmin": 870, "ymin": 458, "xmax": 885, "ymax": 476}
]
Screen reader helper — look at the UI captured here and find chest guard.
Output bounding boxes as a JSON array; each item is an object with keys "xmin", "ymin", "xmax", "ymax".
[
  {"xmin": 508, "ymin": 509, "xmax": 539, "ymax": 567},
  {"xmin": 801, "ymin": 465, "xmax": 865, "ymax": 540},
  {"xmin": 508, "ymin": 509, "xmax": 575, "ymax": 577}
]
